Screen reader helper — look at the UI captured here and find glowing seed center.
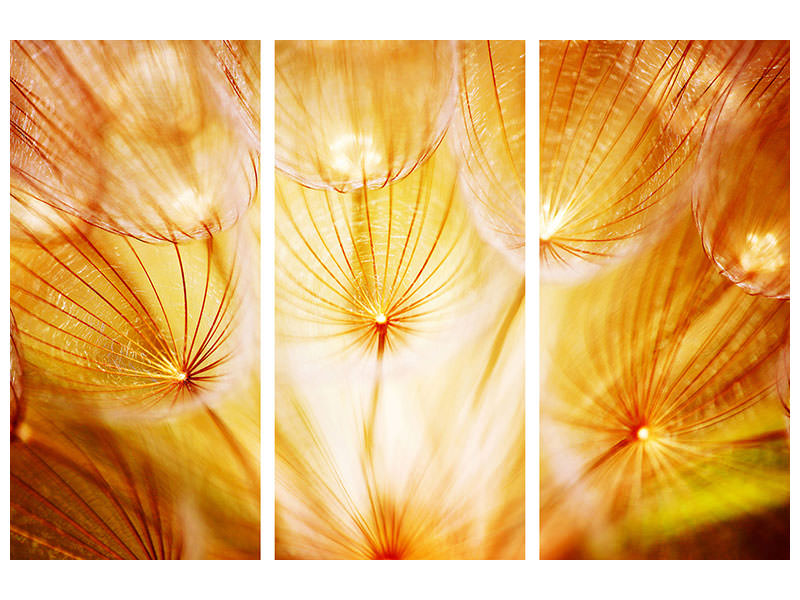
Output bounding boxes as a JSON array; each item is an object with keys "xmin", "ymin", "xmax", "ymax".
[
  {"xmin": 177, "ymin": 371, "xmax": 188, "ymax": 382},
  {"xmin": 375, "ymin": 313, "xmax": 387, "ymax": 325},
  {"xmin": 637, "ymin": 426, "xmax": 650, "ymax": 441}
]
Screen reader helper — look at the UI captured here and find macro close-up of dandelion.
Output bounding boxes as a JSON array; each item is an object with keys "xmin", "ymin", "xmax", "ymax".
[
  {"xmin": 10, "ymin": 40, "xmax": 261, "ymax": 559},
  {"xmin": 275, "ymin": 40, "xmax": 525, "ymax": 559},
  {"xmin": 540, "ymin": 40, "xmax": 789, "ymax": 559},
  {"xmin": 9, "ymin": 31, "xmax": 792, "ymax": 571}
]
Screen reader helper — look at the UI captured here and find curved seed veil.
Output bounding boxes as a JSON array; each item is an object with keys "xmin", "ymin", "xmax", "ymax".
[
  {"xmin": 692, "ymin": 41, "xmax": 789, "ymax": 299},
  {"xmin": 11, "ymin": 410, "xmax": 193, "ymax": 559},
  {"xmin": 451, "ymin": 40, "xmax": 525, "ymax": 270},
  {"xmin": 276, "ymin": 40, "xmax": 458, "ymax": 192},
  {"xmin": 539, "ymin": 40, "xmax": 749, "ymax": 278},
  {"xmin": 11, "ymin": 201, "xmax": 253, "ymax": 421},
  {"xmin": 206, "ymin": 40, "xmax": 261, "ymax": 148},
  {"xmin": 11, "ymin": 40, "xmax": 258, "ymax": 243}
]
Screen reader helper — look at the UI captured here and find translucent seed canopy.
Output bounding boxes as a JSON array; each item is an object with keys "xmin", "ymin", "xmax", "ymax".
[
  {"xmin": 276, "ymin": 145, "xmax": 490, "ymax": 379},
  {"xmin": 11, "ymin": 204, "xmax": 255, "ymax": 421},
  {"xmin": 692, "ymin": 42, "xmax": 789, "ymax": 299},
  {"xmin": 275, "ymin": 40, "xmax": 458, "ymax": 192},
  {"xmin": 451, "ymin": 40, "xmax": 525, "ymax": 270},
  {"xmin": 539, "ymin": 41, "xmax": 723, "ymax": 278},
  {"xmin": 11, "ymin": 413, "xmax": 191, "ymax": 559},
  {"xmin": 11, "ymin": 40, "xmax": 258, "ymax": 243}
]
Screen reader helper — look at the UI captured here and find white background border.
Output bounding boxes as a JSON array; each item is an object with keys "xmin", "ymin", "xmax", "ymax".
[{"xmin": 1, "ymin": 2, "xmax": 796, "ymax": 598}]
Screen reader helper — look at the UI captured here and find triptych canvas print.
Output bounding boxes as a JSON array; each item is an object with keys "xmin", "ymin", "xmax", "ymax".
[{"xmin": 7, "ymin": 39, "xmax": 790, "ymax": 561}]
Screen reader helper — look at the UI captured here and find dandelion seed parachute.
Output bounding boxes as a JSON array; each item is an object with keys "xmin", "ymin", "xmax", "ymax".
[
  {"xmin": 275, "ymin": 40, "xmax": 458, "ymax": 192},
  {"xmin": 539, "ymin": 40, "xmax": 727, "ymax": 278},
  {"xmin": 11, "ymin": 409, "xmax": 196, "ymax": 559},
  {"xmin": 540, "ymin": 212, "xmax": 789, "ymax": 558},
  {"xmin": 10, "ymin": 202, "xmax": 255, "ymax": 421},
  {"xmin": 692, "ymin": 41, "xmax": 789, "ymax": 299},
  {"xmin": 276, "ymin": 279, "xmax": 523, "ymax": 559},
  {"xmin": 10, "ymin": 40, "xmax": 258, "ymax": 243},
  {"xmin": 276, "ymin": 143, "xmax": 495, "ymax": 380},
  {"xmin": 451, "ymin": 40, "xmax": 525, "ymax": 271}
]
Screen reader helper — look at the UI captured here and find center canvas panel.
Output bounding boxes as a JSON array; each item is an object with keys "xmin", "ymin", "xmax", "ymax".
[{"xmin": 274, "ymin": 40, "xmax": 525, "ymax": 560}]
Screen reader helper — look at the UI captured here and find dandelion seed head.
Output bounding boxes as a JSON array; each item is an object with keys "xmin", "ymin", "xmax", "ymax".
[
  {"xmin": 541, "ymin": 212, "xmax": 790, "ymax": 558},
  {"xmin": 275, "ymin": 40, "xmax": 457, "ymax": 193},
  {"xmin": 10, "ymin": 221, "xmax": 248, "ymax": 420},
  {"xmin": 693, "ymin": 54, "xmax": 789, "ymax": 300},
  {"xmin": 11, "ymin": 40, "xmax": 257, "ymax": 244},
  {"xmin": 275, "ymin": 146, "xmax": 488, "ymax": 376},
  {"xmin": 538, "ymin": 40, "xmax": 717, "ymax": 276}
]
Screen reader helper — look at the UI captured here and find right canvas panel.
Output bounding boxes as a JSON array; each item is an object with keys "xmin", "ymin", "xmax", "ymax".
[{"xmin": 539, "ymin": 40, "xmax": 790, "ymax": 559}]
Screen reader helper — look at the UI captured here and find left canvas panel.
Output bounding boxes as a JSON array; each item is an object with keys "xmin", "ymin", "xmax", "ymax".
[{"xmin": 10, "ymin": 40, "xmax": 260, "ymax": 559}]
